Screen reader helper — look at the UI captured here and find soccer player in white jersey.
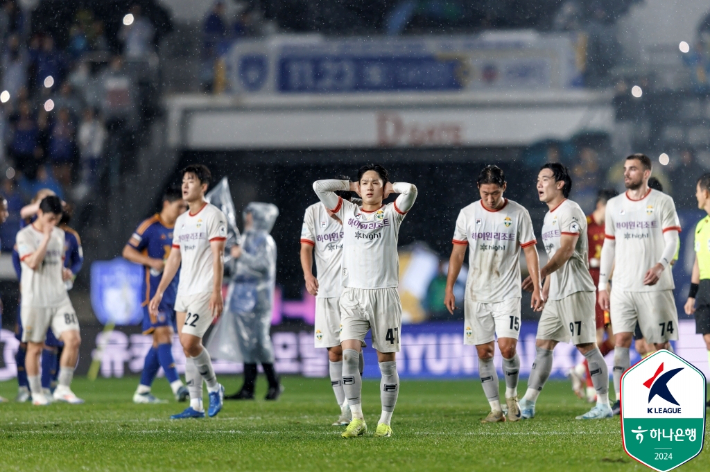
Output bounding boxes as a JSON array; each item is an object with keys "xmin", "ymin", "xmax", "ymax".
[
  {"xmin": 598, "ymin": 154, "xmax": 681, "ymax": 415},
  {"xmin": 313, "ymin": 164, "xmax": 417, "ymax": 438},
  {"xmin": 16, "ymin": 195, "xmax": 83, "ymax": 405},
  {"xmin": 149, "ymin": 164, "xmax": 228, "ymax": 419},
  {"xmin": 301, "ymin": 182, "xmax": 363, "ymax": 426},
  {"xmin": 519, "ymin": 163, "xmax": 612, "ymax": 420},
  {"xmin": 445, "ymin": 165, "xmax": 544, "ymax": 423}
]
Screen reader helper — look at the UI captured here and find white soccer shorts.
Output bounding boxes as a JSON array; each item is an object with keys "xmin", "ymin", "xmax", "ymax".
[
  {"xmin": 21, "ymin": 301, "xmax": 79, "ymax": 344},
  {"xmin": 314, "ymin": 297, "xmax": 341, "ymax": 348},
  {"xmin": 464, "ymin": 297, "xmax": 521, "ymax": 345},
  {"xmin": 537, "ymin": 291, "xmax": 596, "ymax": 345},
  {"xmin": 610, "ymin": 289, "xmax": 679, "ymax": 344},
  {"xmin": 339, "ymin": 287, "xmax": 402, "ymax": 353},
  {"xmin": 175, "ymin": 291, "xmax": 215, "ymax": 338}
]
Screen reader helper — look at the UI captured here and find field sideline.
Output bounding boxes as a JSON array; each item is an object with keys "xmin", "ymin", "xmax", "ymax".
[{"xmin": 0, "ymin": 377, "xmax": 708, "ymax": 471}]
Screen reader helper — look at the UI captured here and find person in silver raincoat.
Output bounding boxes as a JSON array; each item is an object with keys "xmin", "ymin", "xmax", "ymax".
[{"xmin": 224, "ymin": 202, "xmax": 282, "ymax": 400}]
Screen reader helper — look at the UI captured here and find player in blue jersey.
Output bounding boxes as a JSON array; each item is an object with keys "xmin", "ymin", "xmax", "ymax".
[{"xmin": 123, "ymin": 187, "xmax": 189, "ymax": 403}]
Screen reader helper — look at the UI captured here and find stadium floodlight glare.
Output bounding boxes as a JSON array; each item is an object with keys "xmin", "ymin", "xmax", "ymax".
[
  {"xmin": 679, "ymin": 41, "xmax": 690, "ymax": 53},
  {"xmin": 123, "ymin": 14, "xmax": 134, "ymax": 26},
  {"xmin": 5, "ymin": 167, "xmax": 15, "ymax": 179},
  {"xmin": 44, "ymin": 99, "xmax": 55, "ymax": 112},
  {"xmin": 44, "ymin": 75, "xmax": 54, "ymax": 88},
  {"xmin": 659, "ymin": 153, "xmax": 669, "ymax": 165},
  {"xmin": 631, "ymin": 85, "xmax": 643, "ymax": 98},
  {"xmin": 0, "ymin": 90, "xmax": 9, "ymax": 103}
]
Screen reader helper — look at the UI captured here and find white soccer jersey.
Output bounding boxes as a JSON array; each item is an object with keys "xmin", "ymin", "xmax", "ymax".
[
  {"xmin": 604, "ymin": 189, "xmax": 681, "ymax": 292},
  {"xmin": 173, "ymin": 202, "xmax": 228, "ymax": 296},
  {"xmin": 452, "ymin": 199, "xmax": 536, "ymax": 303},
  {"xmin": 300, "ymin": 202, "xmax": 344, "ymax": 299},
  {"xmin": 313, "ymin": 180, "xmax": 417, "ymax": 290},
  {"xmin": 540, "ymin": 199, "xmax": 595, "ymax": 300},
  {"xmin": 17, "ymin": 225, "xmax": 70, "ymax": 307}
]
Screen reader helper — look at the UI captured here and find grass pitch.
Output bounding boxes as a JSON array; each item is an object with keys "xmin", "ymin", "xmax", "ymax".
[{"xmin": 0, "ymin": 377, "xmax": 707, "ymax": 471}]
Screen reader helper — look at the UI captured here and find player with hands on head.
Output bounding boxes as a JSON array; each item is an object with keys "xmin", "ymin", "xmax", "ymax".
[
  {"xmin": 445, "ymin": 165, "xmax": 543, "ymax": 424},
  {"xmin": 520, "ymin": 163, "xmax": 612, "ymax": 420},
  {"xmin": 149, "ymin": 164, "xmax": 228, "ymax": 419},
  {"xmin": 313, "ymin": 164, "xmax": 417, "ymax": 438}
]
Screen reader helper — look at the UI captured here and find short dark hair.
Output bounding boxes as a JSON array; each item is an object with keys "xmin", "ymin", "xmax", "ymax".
[
  {"xmin": 540, "ymin": 162, "xmax": 572, "ymax": 198},
  {"xmin": 697, "ymin": 173, "xmax": 710, "ymax": 193},
  {"xmin": 595, "ymin": 189, "xmax": 618, "ymax": 206},
  {"xmin": 477, "ymin": 165, "xmax": 505, "ymax": 187},
  {"xmin": 59, "ymin": 203, "xmax": 73, "ymax": 226},
  {"xmin": 39, "ymin": 195, "xmax": 63, "ymax": 215},
  {"xmin": 626, "ymin": 153, "xmax": 652, "ymax": 171},
  {"xmin": 163, "ymin": 187, "xmax": 183, "ymax": 203},
  {"xmin": 181, "ymin": 164, "xmax": 212, "ymax": 187},
  {"xmin": 648, "ymin": 177, "xmax": 663, "ymax": 192},
  {"xmin": 357, "ymin": 164, "xmax": 389, "ymax": 184},
  {"xmin": 334, "ymin": 175, "xmax": 352, "ymax": 199}
]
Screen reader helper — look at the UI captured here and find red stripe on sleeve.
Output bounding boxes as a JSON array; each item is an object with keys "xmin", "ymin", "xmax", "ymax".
[
  {"xmin": 662, "ymin": 226, "xmax": 681, "ymax": 233},
  {"xmin": 300, "ymin": 239, "xmax": 315, "ymax": 246},
  {"xmin": 20, "ymin": 253, "xmax": 32, "ymax": 261},
  {"xmin": 209, "ymin": 237, "xmax": 227, "ymax": 242},
  {"xmin": 604, "ymin": 234, "xmax": 615, "ymax": 240},
  {"xmin": 452, "ymin": 239, "xmax": 468, "ymax": 246},
  {"xmin": 560, "ymin": 232, "xmax": 579, "ymax": 236},
  {"xmin": 172, "ymin": 244, "xmax": 180, "ymax": 248},
  {"xmin": 520, "ymin": 240, "xmax": 537, "ymax": 248},
  {"xmin": 394, "ymin": 201, "xmax": 407, "ymax": 215},
  {"xmin": 330, "ymin": 196, "xmax": 343, "ymax": 214}
]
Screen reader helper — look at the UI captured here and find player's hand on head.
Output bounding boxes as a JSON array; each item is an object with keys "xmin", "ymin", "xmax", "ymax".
[
  {"xmin": 305, "ymin": 274, "xmax": 318, "ymax": 296},
  {"xmin": 210, "ymin": 290, "xmax": 223, "ymax": 318},
  {"xmin": 384, "ymin": 182, "xmax": 394, "ymax": 199},
  {"xmin": 521, "ymin": 275, "xmax": 534, "ymax": 292},
  {"xmin": 684, "ymin": 297, "xmax": 696, "ymax": 315},
  {"xmin": 597, "ymin": 289, "xmax": 610, "ymax": 311},
  {"xmin": 444, "ymin": 290, "xmax": 456, "ymax": 315},
  {"xmin": 230, "ymin": 245, "xmax": 242, "ymax": 259}
]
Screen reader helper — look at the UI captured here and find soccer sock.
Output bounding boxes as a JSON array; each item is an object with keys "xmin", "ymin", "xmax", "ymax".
[
  {"xmin": 613, "ymin": 346, "xmax": 630, "ymax": 401},
  {"xmin": 262, "ymin": 363, "xmax": 280, "ymax": 389},
  {"xmin": 185, "ymin": 357, "xmax": 204, "ymax": 411},
  {"xmin": 502, "ymin": 354, "xmax": 520, "ymax": 399},
  {"xmin": 524, "ymin": 347, "xmax": 554, "ymax": 403},
  {"xmin": 379, "ymin": 361, "xmax": 399, "ymax": 425},
  {"xmin": 192, "ymin": 349, "xmax": 219, "ymax": 392},
  {"xmin": 600, "ymin": 339, "xmax": 614, "ymax": 357},
  {"xmin": 58, "ymin": 367, "xmax": 74, "ymax": 388},
  {"xmin": 157, "ymin": 343, "xmax": 181, "ymax": 387},
  {"xmin": 28, "ymin": 375, "xmax": 42, "ymax": 396},
  {"xmin": 342, "ymin": 349, "xmax": 364, "ymax": 420},
  {"xmin": 583, "ymin": 348, "xmax": 609, "ymax": 407},
  {"xmin": 139, "ymin": 347, "xmax": 160, "ymax": 389},
  {"xmin": 15, "ymin": 346, "xmax": 29, "ymax": 389},
  {"xmin": 329, "ymin": 360, "xmax": 346, "ymax": 407},
  {"xmin": 359, "ymin": 351, "xmax": 364, "ymax": 376},
  {"xmin": 478, "ymin": 357, "xmax": 501, "ymax": 411},
  {"xmin": 242, "ymin": 363, "xmax": 257, "ymax": 394},
  {"xmin": 41, "ymin": 349, "xmax": 57, "ymax": 389}
]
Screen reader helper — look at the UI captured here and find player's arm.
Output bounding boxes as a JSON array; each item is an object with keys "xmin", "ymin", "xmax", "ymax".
[
  {"xmin": 542, "ymin": 271, "xmax": 551, "ymax": 300},
  {"xmin": 685, "ymin": 255, "xmax": 700, "ymax": 315},
  {"xmin": 209, "ymin": 238, "xmax": 226, "ymax": 318},
  {"xmin": 444, "ymin": 243, "xmax": 467, "ymax": 314},
  {"xmin": 540, "ymin": 234, "xmax": 578, "ymax": 279},
  {"xmin": 300, "ymin": 242, "xmax": 318, "ymax": 296},
  {"xmin": 597, "ymin": 236, "xmax": 615, "ymax": 311},
  {"xmin": 523, "ymin": 244, "xmax": 545, "ymax": 311},
  {"xmin": 122, "ymin": 229, "xmax": 163, "ymax": 272},
  {"xmin": 313, "ymin": 179, "xmax": 350, "ymax": 212},
  {"xmin": 148, "ymin": 246, "xmax": 181, "ymax": 315},
  {"xmin": 643, "ymin": 229, "xmax": 679, "ymax": 286},
  {"xmin": 22, "ymin": 226, "xmax": 53, "ymax": 271},
  {"xmin": 386, "ymin": 182, "xmax": 418, "ymax": 214},
  {"xmin": 20, "ymin": 201, "xmax": 41, "ymax": 220}
]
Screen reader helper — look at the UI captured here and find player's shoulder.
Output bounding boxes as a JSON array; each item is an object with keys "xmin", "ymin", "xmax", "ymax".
[
  {"xmin": 460, "ymin": 200, "xmax": 480, "ymax": 215},
  {"xmin": 696, "ymin": 216, "xmax": 710, "ymax": 233},
  {"xmin": 64, "ymin": 226, "xmax": 81, "ymax": 245},
  {"xmin": 606, "ymin": 192, "xmax": 624, "ymax": 207},
  {"xmin": 560, "ymin": 199, "xmax": 585, "ymax": 217},
  {"xmin": 16, "ymin": 225, "xmax": 32, "ymax": 238},
  {"xmin": 305, "ymin": 202, "xmax": 321, "ymax": 217},
  {"xmin": 135, "ymin": 214, "xmax": 160, "ymax": 235},
  {"xmin": 205, "ymin": 202, "xmax": 227, "ymax": 220},
  {"xmin": 650, "ymin": 189, "xmax": 675, "ymax": 206},
  {"xmin": 505, "ymin": 199, "xmax": 531, "ymax": 215}
]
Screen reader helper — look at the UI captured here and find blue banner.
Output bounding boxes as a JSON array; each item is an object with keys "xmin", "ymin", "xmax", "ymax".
[{"xmin": 90, "ymin": 258, "xmax": 144, "ymax": 326}]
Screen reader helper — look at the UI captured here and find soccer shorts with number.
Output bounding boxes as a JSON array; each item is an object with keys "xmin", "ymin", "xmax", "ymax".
[
  {"xmin": 339, "ymin": 287, "xmax": 402, "ymax": 353},
  {"xmin": 174, "ymin": 291, "xmax": 214, "ymax": 338},
  {"xmin": 537, "ymin": 291, "xmax": 596, "ymax": 345},
  {"xmin": 610, "ymin": 289, "xmax": 678, "ymax": 343},
  {"xmin": 463, "ymin": 297, "xmax": 521, "ymax": 345},
  {"xmin": 21, "ymin": 301, "xmax": 79, "ymax": 344},
  {"xmin": 314, "ymin": 297, "xmax": 341, "ymax": 348}
]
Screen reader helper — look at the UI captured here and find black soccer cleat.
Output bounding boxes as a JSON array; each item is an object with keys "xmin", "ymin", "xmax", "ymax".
[
  {"xmin": 611, "ymin": 400, "xmax": 621, "ymax": 416},
  {"xmin": 224, "ymin": 389, "xmax": 255, "ymax": 400},
  {"xmin": 265, "ymin": 385, "xmax": 284, "ymax": 401}
]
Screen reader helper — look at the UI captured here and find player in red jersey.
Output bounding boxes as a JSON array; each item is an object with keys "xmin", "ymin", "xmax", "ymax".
[{"xmin": 568, "ymin": 189, "xmax": 617, "ymax": 402}]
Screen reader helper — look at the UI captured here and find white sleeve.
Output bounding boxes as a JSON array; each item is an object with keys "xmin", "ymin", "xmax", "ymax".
[
  {"xmin": 452, "ymin": 210, "xmax": 468, "ymax": 245},
  {"xmin": 598, "ymin": 238, "xmax": 615, "ymax": 290},
  {"xmin": 518, "ymin": 209, "xmax": 537, "ymax": 248},
  {"xmin": 659, "ymin": 229, "xmax": 679, "ymax": 269},
  {"xmin": 300, "ymin": 207, "xmax": 316, "ymax": 246},
  {"xmin": 660, "ymin": 196, "xmax": 681, "ymax": 233},
  {"xmin": 393, "ymin": 182, "xmax": 417, "ymax": 216},
  {"xmin": 16, "ymin": 230, "xmax": 36, "ymax": 262},
  {"xmin": 208, "ymin": 209, "xmax": 228, "ymax": 242},
  {"xmin": 313, "ymin": 180, "xmax": 349, "ymax": 214}
]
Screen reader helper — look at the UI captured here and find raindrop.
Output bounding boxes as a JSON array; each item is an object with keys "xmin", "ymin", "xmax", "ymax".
[
  {"xmin": 44, "ymin": 99, "xmax": 55, "ymax": 112},
  {"xmin": 679, "ymin": 41, "xmax": 690, "ymax": 53},
  {"xmin": 631, "ymin": 85, "xmax": 643, "ymax": 98},
  {"xmin": 123, "ymin": 14, "xmax": 134, "ymax": 26},
  {"xmin": 659, "ymin": 153, "xmax": 669, "ymax": 166},
  {"xmin": 0, "ymin": 90, "xmax": 9, "ymax": 103},
  {"xmin": 6, "ymin": 167, "xmax": 15, "ymax": 179},
  {"xmin": 44, "ymin": 75, "xmax": 54, "ymax": 88}
]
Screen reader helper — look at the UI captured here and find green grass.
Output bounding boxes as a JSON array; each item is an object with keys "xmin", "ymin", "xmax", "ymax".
[{"xmin": 0, "ymin": 377, "xmax": 707, "ymax": 471}]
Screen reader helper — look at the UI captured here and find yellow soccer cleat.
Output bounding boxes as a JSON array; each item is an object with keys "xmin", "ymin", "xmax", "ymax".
[
  {"xmin": 374, "ymin": 423, "xmax": 393, "ymax": 437},
  {"xmin": 341, "ymin": 418, "xmax": 367, "ymax": 438}
]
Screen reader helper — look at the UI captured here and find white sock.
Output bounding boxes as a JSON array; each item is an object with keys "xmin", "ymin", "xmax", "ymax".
[
  {"xmin": 505, "ymin": 387, "xmax": 517, "ymax": 399},
  {"xmin": 170, "ymin": 380, "xmax": 184, "ymax": 394},
  {"xmin": 190, "ymin": 398, "xmax": 204, "ymax": 412},
  {"xmin": 350, "ymin": 402, "xmax": 364, "ymax": 420},
  {"xmin": 597, "ymin": 392, "xmax": 610, "ymax": 407},
  {"xmin": 489, "ymin": 399, "xmax": 501, "ymax": 412},
  {"xmin": 523, "ymin": 388, "xmax": 541, "ymax": 403},
  {"xmin": 192, "ymin": 349, "xmax": 219, "ymax": 392},
  {"xmin": 28, "ymin": 375, "xmax": 42, "ymax": 396},
  {"xmin": 379, "ymin": 410, "xmax": 393, "ymax": 425},
  {"xmin": 58, "ymin": 367, "xmax": 75, "ymax": 388},
  {"xmin": 137, "ymin": 384, "xmax": 151, "ymax": 394}
]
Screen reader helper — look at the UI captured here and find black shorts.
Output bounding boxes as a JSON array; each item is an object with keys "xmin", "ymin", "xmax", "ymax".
[{"xmin": 694, "ymin": 280, "xmax": 710, "ymax": 335}]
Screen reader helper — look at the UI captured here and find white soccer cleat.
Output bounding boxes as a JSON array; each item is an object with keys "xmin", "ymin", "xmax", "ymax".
[
  {"xmin": 15, "ymin": 387, "xmax": 31, "ymax": 403},
  {"xmin": 576, "ymin": 403, "xmax": 613, "ymax": 420},
  {"xmin": 32, "ymin": 393, "xmax": 51, "ymax": 406},
  {"xmin": 333, "ymin": 403, "xmax": 352, "ymax": 426},
  {"xmin": 42, "ymin": 388, "xmax": 54, "ymax": 403},
  {"xmin": 133, "ymin": 391, "xmax": 168, "ymax": 404},
  {"xmin": 53, "ymin": 386, "xmax": 84, "ymax": 404}
]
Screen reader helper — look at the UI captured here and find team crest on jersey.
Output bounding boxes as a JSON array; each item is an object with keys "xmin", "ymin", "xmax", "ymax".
[
  {"xmin": 552, "ymin": 216, "xmax": 558, "ymax": 226},
  {"xmin": 338, "ymin": 324, "xmax": 343, "ymax": 334},
  {"xmin": 465, "ymin": 326, "xmax": 472, "ymax": 338},
  {"xmin": 504, "ymin": 217, "xmax": 512, "ymax": 228},
  {"xmin": 376, "ymin": 209, "xmax": 385, "ymax": 221},
  {"xmin": 160, "ymin": 234, "xmax": 166, "ymax": 240},
  {"xmin": 315, "ymin": 330, "xmax": 323, "ymax": 341},
  {"xmin": 646, "ymin": 205, "xmax": 654, "ymax": 215},
  {"xmin": 196, "ymin": 219, "xmax": 203, "ymax": 228}
]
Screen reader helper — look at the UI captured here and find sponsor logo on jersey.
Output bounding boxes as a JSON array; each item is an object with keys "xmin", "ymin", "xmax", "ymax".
[
  {"xmin": 476, "ymin": 219, "xmax": 481, "ymax": 226},
  {"xmin": 504, "ymin": 217, "xmax": 512, "ymax": 227},
  {"xmin": 320, "ymin": 220, "xmax": 327, "ymax": 229},
  {"xmin": 315, "ymin": 330, "xmax": 323, "ymax": 341},
  {"xmin": 570, "ymin": 222, "xmax": 580, "ymax": 232},
  {"xmin": 646, "ymin": 205, "xmax": 654, "ymax": 215},
  {"xmin": 470, "ymin": 231, "xmax": 514, "ymax": 241},
  {"xmin": 316, "ymin": 231, "xmax": 343, "ymax": 243}
]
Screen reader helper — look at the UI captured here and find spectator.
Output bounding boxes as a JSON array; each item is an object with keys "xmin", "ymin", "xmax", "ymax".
[
  {"xmin": 89, "ymin": 20, "xmax": 109, "ymax": 52},
  {"xmin": 119, "ymin": 4, "xmax": 155, "ymax": 58},
  {"xmin": 34, "ymin": 36, "xmax": 65, "ymax": 92},
  {"xmin": 9, "ymin": 101, "xmax": 40, "ymax": 178},
  {"xmin": 670, "ymin": 149, "xmax": 705, "ymax": 208},
  {"xmin": 18, "ymin": 164, "xmax": 63, "ymax": 201},
  {"xmin": 67, "ymin": 25, "xmax": 89, "ymax": 61},
  {"xmin": 2, "ymin": 35, "xmax": 27, "ymax": 102},
  {"xmin": 48, "ymin": 108, "xmax": 76, "ymax": 189},
  {"xmin": 77, "ymin": 107, "xmax": 106, "ymax": 189},
  {"xmin": 201, "ymin": 1, "xmax": 229, "ymax": 91},
  {"xmin": 424, "ymin": 262, "xmax": 451, "ymax": 320},
  {"xmin": 53, "ymin": 82, "xmax": 83, "ymax": 122}
]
